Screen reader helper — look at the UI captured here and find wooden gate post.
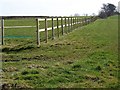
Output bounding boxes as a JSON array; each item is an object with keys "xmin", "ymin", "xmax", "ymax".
[
  {"xmin": 36, "ymin": 19, "xmax": 40, "ymax": 46},
  {"xmin": 1, "ymin": 18, "xmax": 4, "ymax": 45},
  {"xmin": 45, "ymin": 17, "xmax": 48, "ymax": 43}
]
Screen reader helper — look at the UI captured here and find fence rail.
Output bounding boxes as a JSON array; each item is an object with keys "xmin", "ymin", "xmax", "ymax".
[
  {"xmin": 0, "ymin": 16, "xmax": 97, "ymax": 46},
  {"xmin": 36, "ymin": 16, "xmax": 97, "ymax": 46}
]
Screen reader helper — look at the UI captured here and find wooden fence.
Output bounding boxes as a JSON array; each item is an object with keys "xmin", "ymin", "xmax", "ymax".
[
  {"xmin": 36, "ymin": 16, "xmax": 97, "ymax": 46},
  {"xmin": 0, "ymin": 16, "xmax": 97, "ymax": 46}
]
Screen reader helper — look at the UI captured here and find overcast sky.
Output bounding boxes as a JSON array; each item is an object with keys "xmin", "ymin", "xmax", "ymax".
[{"xmin": 0, "ymin": 0, "xmax": 119, "ymax": 16}]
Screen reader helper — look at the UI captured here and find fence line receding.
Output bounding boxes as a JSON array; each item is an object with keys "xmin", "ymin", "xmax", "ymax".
[{"xmin": 0, "ymin": 16, "xmax": 97, "ymax": 46}]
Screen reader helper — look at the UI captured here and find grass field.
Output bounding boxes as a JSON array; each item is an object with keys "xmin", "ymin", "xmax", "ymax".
[
  {"xmin": 2, "ymin": 15, "xmax": 119, "ymax": 89},
  {"xmin": 4, "ymin": 17, "xmax": 82, "ymax": 45}
]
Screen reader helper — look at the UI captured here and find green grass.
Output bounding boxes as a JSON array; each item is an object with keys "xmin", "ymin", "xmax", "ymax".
[
  {"xmin": 2, "ymin": 15, "xmax": 119, "ymax": 89},
  {"xmin": 4, "ymin": 17, "xmax": 82, "ymax": 45}
]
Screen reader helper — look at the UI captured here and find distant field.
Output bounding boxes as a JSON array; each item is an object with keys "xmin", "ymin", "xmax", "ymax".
[
  {"xmin": 4, "ymin": 17, "xmax": 83, "ymax": 45},
  {"xmin": 2, "ymin": 15, "xmax": 119, "ymax": 88}
]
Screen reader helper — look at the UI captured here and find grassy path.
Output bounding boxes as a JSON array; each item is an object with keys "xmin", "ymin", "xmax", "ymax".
[{"xmin": 2, "ymin": 15, "xmax": 118, "ymax": 88}]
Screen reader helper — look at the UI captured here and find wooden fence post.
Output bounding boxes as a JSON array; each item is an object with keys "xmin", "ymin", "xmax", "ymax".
[
  {"xmin": 81, "ymin": 18, "xmax": 83, "ymax": 26},
  {"xmin": 52, "ymin": 17, "xmax": 54, "ymax": 40},
  {"xmin": 86, "ymin": 18, "xmax": 88, "ymax": 25},
  {"xmin": 74, "ymin": 17, "xmax": 76, "ymax": 29},
  {"xmin": 79, "ymin": 18, "xmax": 80, "ymax": 26},
  {"xmin": 85, "ymin": 17, "xmax": 87, "ymax": 25},
  {"xmin": 80, "ymin": 18, "xmax": 82, "ymax": 27},
  {"xmin": 0, "ymin": 17, "xmax": 2, "ymax": 45},
  {"xmin": 1, "ymin": 18, "xmax": 4, "ymax": 45},
  {"xmin": 65, "ymin": 17, "xmax": 67, "ymax": 34},
  {"xmin": 73, "ymin": 18, "xmax": 75, "ymax": 29},
  {"xmin": 78, "ymin": 18, "xmax": 79, "ymax": 25},
  {"xmin": 57, "ymin": 17, "xmax": 59, "ymax": 37},
  {"xmin": 68, "ymin": 17, "xmax": 70, "ymax": 32},
  {"xmin": 88, "ymin": 18, "xmax": 90, "ymax": 24},
  {"xmin": 83, "ymin": 18, "xmax": 85, "ymax": 25},
  {"xmin": 75, "ymin": 17, "xmax": 77, "ymax": 28},
  {"xmin": 45, "ymin": 17, "xmax": 48, "ymax": 43},
  {"xmin": 71, "ymin": 17, "xmax": 72, "ymax": 31},
  {"xmin": 61, "ymin": 17, "xmax": 64, "ymax": 35},
  {"xmin": 77, "ymin": 17, "xmax": 78, "ymax": 28},
  {"xmin": 87, "ymin": 18, "xmax": 89, "ymax": 24},
  {"xmin": 76, "ymin": 17, "xmax": 77, "ymax": 27},
  {"xmin": 90, "ymin": 17, "xmax": 92, "ymax": 22},
  {"xmin": 36, "ymin": 19, "xmax": 40, "ymax": 46},
  {"xmin": 83, "ymin": 18, "xmax": 85, "ymax": 26}
]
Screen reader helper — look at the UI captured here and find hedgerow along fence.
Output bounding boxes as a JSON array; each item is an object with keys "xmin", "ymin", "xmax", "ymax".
[{"xmin": 0, "ymin": 16, "xmax": 97, "ymax": 46}]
